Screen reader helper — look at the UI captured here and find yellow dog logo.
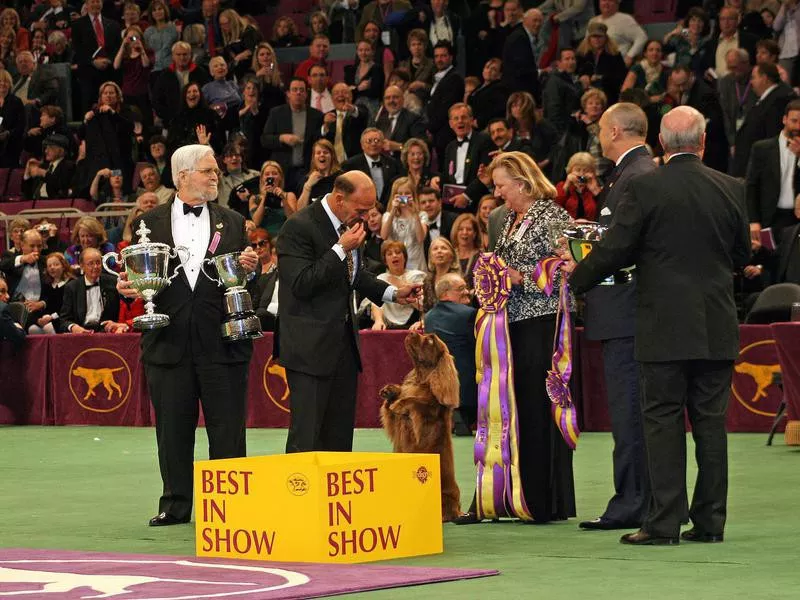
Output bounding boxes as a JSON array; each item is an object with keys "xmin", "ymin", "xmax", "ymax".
[
  {"xmin": 71, "ymin": 367, "xmax": 125, "ymax": 401},
  {"xmin": 69, "ymin": 348, "xmax": 132, "ymax": 413},
  {"xmin": 734, "ymin": 362, "xmax": 781, "ymax": 401},
  {"xmin": 731, "ymin": 339, "xmax": 782, "ymax": 418}
]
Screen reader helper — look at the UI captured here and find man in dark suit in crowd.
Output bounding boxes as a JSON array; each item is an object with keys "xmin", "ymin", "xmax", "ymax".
[
  {"xmin": 58, "ymin": 247, "xmax": 125, "ymax": 334},
  {"xmin": 774, "ymin": 222, "xmax": 800, "ymax": 284},
  {"xmin": 276, "ymin": 171, "xmax": 422, "ymax": 453},
  {"xmin": 568, "ymin": 106, "xmax": 751, "ymax": 545},
  {"xmin": 733, "ymin": 63, "xmax": 796, "ymax": 177},
  {"xmin": 13, "ymin": 51, "xmax": 59, "ymax": 127},
  {"xmin": 426, "ymin": 40, "xmax": 464, "ymax": 166},
  {"xmin": 543, "ymin": 48, "xmax": 583, "ymax": 136},
  {"xmin": 487, "ymin": 118, "xmax": 535, "ymax": 156},
  {"xmin": 440, "ymin": 103, "xmax": 494, "ymax": 212},
  {"xmin": 70, "ymin": 0, "xmax": 121, "ymax": 114},
  {"xmin": 341, "ymin": 128, "xmax": 404, "ymax": 206},
  {"xmin": 467, "ymin": 58, "xmax": 508, "ymax": 131},
  {"xmin": 576, "ymin": 102, "xmax": 654, "ymax": 532},
  {"xmin": 373, "ymin": 85, "xmax": 426, "ymax": 159},
  {"xmin": 0, "ymin": 277, "xmax": 26, "ymax": 348},
  {"xmin": 695, "ymin": 6, "xmax": 757, "ymax": 80},
  {"xmin": 423, "ymin": 272, "xmax": 476, "ymax": 432},
  {"xmin": 22, "ymin": 134, "xmax": 75, "ymax": 200},
  {"xmin": 746, "ymin": 100, "xmax": 800, "ymax": 254},
  {"xmin": 116, "ymin": 144, "xmax": 259, "ymax": 526},
  {"xmin": 718, "ymin": 48, "xmax": 756, "ymax": 170},
  {"xmin": 502, "ymin": 9, "xmax": 542, "ymax": 104},
  {"xmin": 1, "ymin": 229, "xmax": 47, "ymax": 329},
  {"xmin": 322, "ymin": 82, "xmax": 368, "ymax": 164},
  {"xmin": 420, "ymin": 187, "xmax": 456, "ymax": 256},
  {"xmin": 151, "ymin": 42, "xmax": 211, "ymax": 130},
  {"xmin": 261, "ymin": 77, "xmax": 324, "ymax": 193}
]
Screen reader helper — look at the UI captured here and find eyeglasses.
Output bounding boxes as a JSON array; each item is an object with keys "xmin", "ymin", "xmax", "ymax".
[
  {"xmin": 255, "ymin": 240, "xmax": 270, "ymax": 248},
  {"xmin": 364, "ymin": 137, "xmax": 382, "ymax": 144},
  {"xmin": 193, "ymin": 167, "xmax": 222, "ymax": 178}
]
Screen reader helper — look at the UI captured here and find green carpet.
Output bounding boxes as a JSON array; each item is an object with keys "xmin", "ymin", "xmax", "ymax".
[{"xmin": 1, "ymin": 427, "xmax": 798, "ymax": 599}]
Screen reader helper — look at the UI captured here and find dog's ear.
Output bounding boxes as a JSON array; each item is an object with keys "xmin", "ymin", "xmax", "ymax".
[
  {"xmin": 404, "ymin": 332, "xmax": 422, "ymax": 363},
  {"xmin": 427, "ymin": 335, "xmax": 460, "ymax": 408}
]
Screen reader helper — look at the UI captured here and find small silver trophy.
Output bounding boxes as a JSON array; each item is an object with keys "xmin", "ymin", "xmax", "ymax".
[
  {"xmin": 200, "ymin": 251, "xmax": 263, "ymax": 341},
  {"xmin": 563, "ymin": 222, "xmax": 634, "ymax": 285},
  {"xmin": 102, "ymin": 221, "xmax": 190, "ymax": 329}
]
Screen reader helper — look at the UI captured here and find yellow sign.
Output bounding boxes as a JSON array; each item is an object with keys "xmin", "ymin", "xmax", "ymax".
[{"xmin": 194, "ymin": 452, "xmax": 443, "ymax": 563}]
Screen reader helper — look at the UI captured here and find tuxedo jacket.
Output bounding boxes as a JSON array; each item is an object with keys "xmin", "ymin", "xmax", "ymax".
[
  {"xmin": 322, "ymin": 107, "xmax": 369, "ymax": 161},
  {"xmin": 341, "ymin": 153, "xmax": 404, "ymax": 206},
  {"xmin": 733, "ymin": 83, "xmax": 797, "ymax": 177},
  {"xmin": 275, "ymin": 198, "xmax": 389, "ymax": 376},
  {"xmin": 71, "ymin": 14, "xmax": 122, "ymax": 71},
  {"xmin": 570, "ymin": 155, "xmax": 751, "ymax": 362},
  {"xmin": 130, "ymin": 200, "xmax": 253, "ymax": 366},
  {"xmin": 441, "ymin": 130, "xmax": 494, "ymax": 210},
  {"xmin": 260, "ymin": 104, "xmax": 324, "ymax": 175},
  {"xmin": 582, "ymin": 145, "xmax": 656, "ymax": 341},
  {"xmin": 3, "ymin": 255, "xmax": 46, "ymax": 301},
  {"xmin": 57, "ymin": 274, "xmax": 120, "ymax": 333},
  {"xmin": 745, "ymin": 136, "xmax": 788, "ymax": 228},
  {"xmin": 255, "ymin": 268, "xmax": 278, "ymax": 328},
  {"xmin": 423, "ymin": 210, "xmax": 457, "ymax": 256},
  {"xmin": 23, "ymin": 159, "xmax": 76, "ymax": 200}
]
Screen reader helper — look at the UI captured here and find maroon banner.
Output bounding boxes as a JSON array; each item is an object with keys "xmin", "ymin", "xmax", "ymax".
[
  {"xmin": 770, "ymin": 323, "xmax": 800, "ymax": 421},
  {"xmin": 0, "ymin": 336, "xmax": 49, "ymax": 425},
  {"xmin": 49, "ymin": 334, "xmax": 151, "ymax": 426}
]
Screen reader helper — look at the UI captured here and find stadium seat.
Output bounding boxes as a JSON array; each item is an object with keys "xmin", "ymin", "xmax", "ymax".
[
  {"xmin": 0, "ymin": 168, "xmax": 9, "ymax": 197},
  {"xmin": 4, "ymin": 169, "xmax": 24, "ymax": 201}
]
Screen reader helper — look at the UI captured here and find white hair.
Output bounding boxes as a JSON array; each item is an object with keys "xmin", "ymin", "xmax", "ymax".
[
  {"xmin": 171, "ymin": 144, "xmax": 215, "ymax": 178},
  {"xmin": 435, "ymin": 273, "xmax": 466, "ymax": 299},
  {"xmin": 660, "ymin": 106, "xmax": 706, "ymax": 154}
]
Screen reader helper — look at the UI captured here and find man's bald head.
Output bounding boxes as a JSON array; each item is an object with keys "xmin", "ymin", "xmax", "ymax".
[
  {"xmin": 660, "ymin": 106, "xmax": 706, "ymax": 156},
  {"xmin": 331, "ymin": 171, "xmax": 377, "ymax": 225},
  {"xmin": 523, "ymin": 9, "xmax": 543, "ymax": 32}
]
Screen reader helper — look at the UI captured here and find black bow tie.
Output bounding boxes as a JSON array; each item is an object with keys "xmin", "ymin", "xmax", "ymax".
[
  {"xmin": 370, "ymin": 161, "xmax": 382, "ymax": 169},
  {"xmin": 183, "ymin": 203, "xmax": 205, "ymax": 217},
  {"xmin": 86, "ymin": 282, "xmax": 99, "ymax": 288},
  {"xmin": 429, "ymin": 223, "xmax": 438, "ymax": 230},
  {"xmin": 457, "ymin": 137, "xmax": 470, "ymax": 146}
]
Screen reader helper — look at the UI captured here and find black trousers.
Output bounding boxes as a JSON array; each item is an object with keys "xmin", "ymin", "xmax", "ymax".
[
  {"xmin": 639, "ymin": 360, "xmax": 732, "ymax": 538},
  {"xmin": 600, "ymin": 336, "xmax": 649, "ymax": 525},
  {"xmin": 144, "ymin": 354, "xmax": 249, "ymax": 520},
  {"xmin": 285, "ymin": 325, "xmax": 359, "ymax": 453}
]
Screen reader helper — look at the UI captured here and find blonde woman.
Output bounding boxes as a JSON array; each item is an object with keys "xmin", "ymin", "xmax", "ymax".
[
  {"xmin": 0, "ymin": 8, "xmax": 28, "ymax": 51},
  {"xmin": 380, "ymin": 176, "xmax": 427, "ymax": 271},
  {"xmin": 401, "ymin": 138, "xmax": 440, "ymax": 192},
  {"xmin": 29, "ymin": 253, "xmax": 75, "ymax": 335},
  {"xmin": 576, "ymin": 21, "xmax": 627, "ymax": 105},
  {"xmin": 421, "ymin": 236, "xmax": 460, "ymax": 312},
  {"xmin": 219, "ymin": 8, "xmax": 262, "ymax": 80},
  {"xmin": 297, "ymin": 139, "xmax": 341, "ymax": 209},
  {"xmin": 449, "ymin": 213, "xmax": 481, "ymax": 288},
  {"xmin": 64, "ymin": 217, "xmax": 115, "ymax": 270},
  {"xmin": 476, "ymin": 195, "xmax": 498, "ymax": 250},
  {"xmin": 248, "ymin": 161, "xmax": 298, "ymax": 235}
]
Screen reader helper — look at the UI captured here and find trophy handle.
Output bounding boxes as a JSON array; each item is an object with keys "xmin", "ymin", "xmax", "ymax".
[
  {"xmin": 200, "ymin": 257, "xmax": 222, "ymax": 286},
  {"xmin": 168, "ymin": 246, "xmax": 191, "ymax": 282},
  {"xmin": 102, "ymin": 251, "xmax": 121, "ymax": 278}
]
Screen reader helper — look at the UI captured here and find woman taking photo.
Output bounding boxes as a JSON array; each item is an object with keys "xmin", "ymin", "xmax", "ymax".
[
  {"xmin": 380, "ymin": 177, "xmax": 427, "ymax": 271},
  {"xmin": 113, "ymin": 26, "xmax": 154, "ymax": 133},
  {"xmin": 248, "ymin": 42, "xmax": 285, "ymax": 111},
  {"xmin": 248, "ymin": 161, "xmax": 298, "ymax": 236},
  {"xmin": 297, "ymin": 139, "xmax": 341, "ymax": 209},
  {"xmin": 555, "ymin": 151, "xmax": 600, "ymax": 221},
  {"xmin": 219, "ymin": 8, "xmax": 262, "ymax": 81},
  {"xmin": 401, "ymin": 138, "xmax": 440, "ymax": 193},
  {"xmin": 421, "ymin": 237, "xmax": 460, "ymax": 312},
  {"xmin": 370, "ymin": 241, "xmax": 426, "ymax": 330},
  {"xmin": 662, "ymin": 7, "xmax": 709, "ymax": 69},
  {"xmin": 28, "ymin": 253, "xmax": 75, "ymax": 335},
  {"xmin": 450, "ymin": 213, "xmax": 481, "ymax": 288}
]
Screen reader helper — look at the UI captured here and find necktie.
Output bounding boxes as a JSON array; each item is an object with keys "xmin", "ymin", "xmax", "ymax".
[
  {"xmin": 315, "ymin": 93, "xmax": 323, "ymax": 111},
  {"xmin": 206, "ymin": 19, "xmax": 217, "ymax": 56},
  {"xmin": 183, "ymin": 203, "xmax": 205, "ymax": 217},
  {"xmin": 389, "ymin": 114, "xmax": 397, "ymax": 135},
  {"xmin": 334, "ymin": 112, "xmax": 346, "ymax": 163},
  {"xmin": 338, "ymin": 225, "xmax": 354, "ymax": 283},
  {"xmin": 93, "ymin": 16, "xmax": 105, "ymax": 48}
]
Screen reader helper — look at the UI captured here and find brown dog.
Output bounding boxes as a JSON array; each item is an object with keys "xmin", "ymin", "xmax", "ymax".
[{"xmin": 379, "ymin": 333, "xmax": 461, "ymax": 522}]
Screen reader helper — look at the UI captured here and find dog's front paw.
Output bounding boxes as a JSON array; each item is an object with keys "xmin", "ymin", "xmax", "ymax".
[{"xmin": 380, "ymin": 384, "xmax": 401, "ymax": 405}]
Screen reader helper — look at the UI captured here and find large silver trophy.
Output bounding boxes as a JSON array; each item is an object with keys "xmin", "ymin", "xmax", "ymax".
[
  {"xmin": 102, "ymin": 221, "xmax": 190, "ymax": 329},
  {"xmin": 563, "ymin": 222, "xmax": 634, "ymax": 285},
  {"xmin": 201, "ymin": 252, "xmax": 263, "ymax": 341}
]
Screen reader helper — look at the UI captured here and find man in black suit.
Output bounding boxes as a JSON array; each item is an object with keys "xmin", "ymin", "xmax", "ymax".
[
  {"xmin": 22, "ymin": 134, "xmax": 75, "ymax": 200},
  {"xmin": 501, "ymin": 9, "xmax": 542, "ymax": 104},
  {"xmin": 440, "ymin": 103, "xmax": 494, "ymax": 212},
  {"xmin": 261, "ymin": 77, "xmax": 324, "ymax": 193},
  {"xmin": 695, "ymin": 6, "xmax": 757, "ymax": 80},
  {"xmin": 0, "ymin": 277, "xmax": 26, "ymax": 348},
  {"xmin": 487, "ymin": 118, "xmax": 535, "ymax": 156},
  {"xmin": 116, "ymin": 144, "xmax": 259, "ymax": 526},
  {"xmin": 568, "ymin": 106, "xmax": 751, "ymax": 545},
  {"xmin": 543, "ymin": 48, "xmax": 583, "ymax": 136},
  {"xmin": 420, "ymin": 187, "xmax": 456, "ymax": 257},
  {"xmin": 322, "ymin": 82, "xmax": 368, "ymax": 164},
  {"xmin": 13, "ymin": 51, "xmax": 59, "ymax": 128},
  {"xmin": 576, "ymin": 102, "xmax": 654, "ymax": 532},
  {"xmin": 467, "ymin": 58, "xmax": 508, "ymax": 131},
  {"xmin": 774, "ymin": 222, "xmax": 800, "ymax": 284},
  {"xmin": 151, "ymin": 42, "xmax": 211, "ymax": 130},
  {"xmin": 341, "ymin": 128, "xmax": 404, "ymax": 206},
  {"xmin": 70, "ymin": 0, "xmax": 121, "ymax": 114},
  {"xmin": 373, "ymin": 85, "xmax": 426, "ymax": 159},
  {"xmin": 746, "ymin": 100, "xmax": 800, "ymax": 253},
  {"xmin": 426, "ymin": 40, "xmax": 464, "ymax": 167},
  {"xmin": 733, "ymin": 63, "xmax": 796, "ymax": 177},
  {"xmin": 58, "ymin": 248, "xmax": 125, "ymax": 334},
  {"xmin": 2, "ymin": 229, "xmax": 47, "ymax": 329},
  {"xmin": 276, "ymin": 171, "xmax": 422, "ymax": 453}
]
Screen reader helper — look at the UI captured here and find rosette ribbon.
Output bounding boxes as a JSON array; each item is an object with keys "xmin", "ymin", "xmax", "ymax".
[
  {"xmin": 472, "ymin": 252, "xmax": 534, "ymax": 522},
  {"xmin": 533, "ymin": 256, "xmax": 580, "ymax": 450}
]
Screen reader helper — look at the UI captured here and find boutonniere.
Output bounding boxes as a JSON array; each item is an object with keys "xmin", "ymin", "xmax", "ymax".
[
  {"xmin": 216, "ymin": 222, "xmax": 224, "ymax": 230},
  {"xmin": 208, "ymin": 231, "xmax": 221, "ymax": 254}
]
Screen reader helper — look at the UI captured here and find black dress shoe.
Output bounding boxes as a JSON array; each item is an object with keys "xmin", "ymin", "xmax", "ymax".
[
  {"xmin": 148, "ymin": 512, "xmax": 190, "ymax": 527},
  {"xmin": 681, "ymin": 528, "xmax": 724, "ymax": 543},
  {"xmin": 452, "ymin": 512, "xmax": 482, "ymax": 525},
  {"xmin": 620, "ymin": 530, "xmax": 679, "ymax": 546},
  {"xmin": 579, "ymin": 517, "xmax": 637, "ymax": 530}
]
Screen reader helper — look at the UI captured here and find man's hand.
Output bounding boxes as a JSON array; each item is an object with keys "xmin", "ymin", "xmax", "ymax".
[
  {"xmin": 323, "ymin": 111, "xmax": 337, "ymax": 128},
  {"xmin": 93, "ymin": 57, "xmax": 111, "ymax": 70},
  {"xmin": 238, "ymin": 247, "xmax": 259, "ymax": 272},
  {"xmin": 750, "ymin": 222, "xmax": 762, "ymax": 251},
  {"xmin": 338, "ymin": 221, "xmax": 367, "ymax": 251},
  {"xmin": 624, "ymin": 55, "xmax": 634, "ymax": 67},
  {"xmin": 116, "ymin": 271, "xmax": 140, "ymax": 299},
  {"xmin": 103, "ymin": 321, "xmax": 129, "ymax": 334},
  {"xmin": 371, "ymin": 319, "xmax": 386, "ymax": 330},
  {"xmin": 451, "ymin": 194, "xmax": 469, "ymax": 209},
  {"xmin": 196, "ymin": 124, "xmax": 212, "ymax": 145},
  {"xmin": 279, "ymin": 133, "xmax": 302, "ymax": 146},
  {"xmin": 24, "ymin": 299, "xmax": 45, "ymax": 312},
  {"xmin": 70, "ymin": 325, "xmax": 93, "ymax": 334},
  {"xmin": 21, "ymin": 250, "xmax": 40, "ymax": 265},
  {"xmin": 37, "ymin": 315, "xmax": 53, "ymax": 327},
  {"xmin": 743, "ymin": 265, "xmax": 763, "ymax": 279},
  {"xmin": 394, "ymin": 283, "xmax": 423, "ymax": 305}
]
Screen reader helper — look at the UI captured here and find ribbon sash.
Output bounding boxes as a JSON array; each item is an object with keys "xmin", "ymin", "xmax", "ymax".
[
  {"xmin": 533, "ymin": 256, "xmax": 580, "ymax": 450},
  {"xmin": 473, "ymin": 253, "xmax": 533, "ymax": 521}
]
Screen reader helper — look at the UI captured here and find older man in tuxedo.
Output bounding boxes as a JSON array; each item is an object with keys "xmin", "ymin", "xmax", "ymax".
[
  {"xmin": 58, "ymin": 248, "xmax": 125, "ymax": 334},
  {"xmin": 276, "ymin": 171, "xmax": 421, "ymax": 453},
  {"xmin": 568, "ymin": 106, "xmax": 751, "ymax": 545},
  {"xmin": 440, "ymin": 103, "xmax": 493, "ymax": 211},
  {"xmin": 116, "ymin": 144, "xmax": 259, "ymax": 527},
  {"xmin": 341, "ymin": 128, "xmax": 404, "ymax": 206}
]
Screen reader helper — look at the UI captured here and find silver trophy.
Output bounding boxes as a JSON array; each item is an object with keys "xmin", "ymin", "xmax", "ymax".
[
  {"xmin": 563, "ymin": 222, "xmax": 634, "ymax": 285},
  {"xmin": 200, "ymin": 251, "xmax": 263, "ymax": 341},
  {"xmin": 102, "ymin": 221, "xmax": 190, "ymax": 329}
]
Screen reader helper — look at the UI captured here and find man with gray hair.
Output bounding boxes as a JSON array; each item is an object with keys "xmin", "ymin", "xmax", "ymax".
[
  {"xmin": 716, "ymin": 48, "xmax": 756, "ymax": 168},
  {"xmin": 117, "ymin": 144, "xmax": 260, "ymax": 527},
  {"xmin": 568, "ymin": 106, "xmax": 751, "ymax": 545}
]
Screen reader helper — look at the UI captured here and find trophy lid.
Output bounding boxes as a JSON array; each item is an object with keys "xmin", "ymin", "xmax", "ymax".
[{"xmin": 120, "ymin": 219, "xmax": 172, "ymax": 257}]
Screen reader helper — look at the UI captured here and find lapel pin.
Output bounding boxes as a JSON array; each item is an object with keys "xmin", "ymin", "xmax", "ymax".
[{"xmin": 216, "ymin": 223, "xmax": 224, "ymax": 229}]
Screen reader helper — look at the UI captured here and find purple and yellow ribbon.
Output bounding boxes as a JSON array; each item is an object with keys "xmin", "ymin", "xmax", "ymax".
[
  {"xmin": 472, "ymin": 253, "xmax": 533, "ymax": 522},
  {"xmin": 533, "ymin": 256, "xmax": 580, "ymax": 450}
]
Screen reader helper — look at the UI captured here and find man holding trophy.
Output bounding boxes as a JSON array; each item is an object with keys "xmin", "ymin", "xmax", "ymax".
[{"xmin": 116, "ymin": 144, "xmax": 259, "ymax": 527}]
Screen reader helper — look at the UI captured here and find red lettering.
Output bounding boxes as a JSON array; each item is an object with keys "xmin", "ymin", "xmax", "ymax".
[
  {"xmin": 327, "ymin": 472, "xmax": 339, "ymax": 496},
  {"xmin": 252, "ymin": 530, "xmax": 276, "ymax": 554},
  {"xmin": 213, "ymin": 527, "xmax": 232, "ymax": 553},
  {"xmin": 201, "ymin": 527, "xmax": 213, "ymax": 552},
  {"xmin": 326, "ymin": 524, "xmax": 402, "ymax": 556},
  {"xmin": 364, "ymin": 467, "xmax": 378, "ymax": 492},
  {"xmin": 203, "ymin": 528, "xmax": 275, "ymax": 555},
  {"xmin": 201, "ymin": 498, "xmax": 226, "ymax": 523},
  {"xmin": 359, "ymin": 528, "xmax": 377, "ymax": 552},
  {"xmin": 233, "ymin": 529, "xmax": 251, "ymax": 554},
  {"xmin": 328, "ymin": 532, "xmax": 339, "ymax": 556},
  {"xmin": 202, "ymin": 470, "xmax": 255, "ymax": 495},
  {"xmin": 326, "ymin": 468, "xmax": 379, "ymax": 496},
  {"xmin": 201, "ymin": 470, "xmax": 214, "ymax": 493},
  {"xmin": 378, "ymin": 524, "xmax": 401, "ymax": 549}
]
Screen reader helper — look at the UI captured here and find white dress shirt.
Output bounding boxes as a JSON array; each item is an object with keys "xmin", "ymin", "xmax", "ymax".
[
  {"xmin": 172, "ymin": 196, "xmax": 210, "ymax": 290},
  {"xmin": 421, "ymin": 210, "xmax": 442, "ymax": 240},
  {"xmin": 454, "ymin": 136, "xmax": 470, "ymax": 184},
  {"xmin": 778, "ymin": 131, "xmax": 798, "ymax": 210},
  {"xmin": 310, "ymin": 89, "xmax": 335, "ymax": 114},
  {"xmin": 431, "ymin": 65, "xmax": 453, "ymax": 95},
  {"xmin": 83, "ymin": 277, "xmax": 103, "ymax": 327}
]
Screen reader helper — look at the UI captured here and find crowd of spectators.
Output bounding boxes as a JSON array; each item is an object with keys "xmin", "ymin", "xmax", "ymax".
[{"xmin": 3, "ymin": 0, "xmax": 800, "ymax": 348}]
